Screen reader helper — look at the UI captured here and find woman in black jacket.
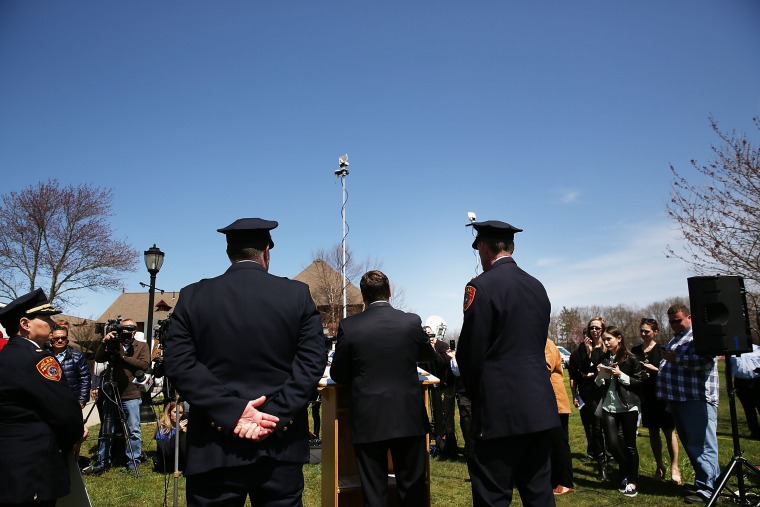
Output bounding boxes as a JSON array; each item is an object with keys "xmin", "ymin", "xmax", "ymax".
[
  {"xmin": 568, "ymin": 316, "xmax": 608, "ymax": 479},
  {"xmin": 595, "ymin": 325, "xmax": 644, "ymax": 498}
]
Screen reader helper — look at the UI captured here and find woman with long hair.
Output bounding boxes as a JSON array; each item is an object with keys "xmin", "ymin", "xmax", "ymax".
[
  {"xmin": 568, "ymin": 316, "xmax": 608, "ymax": 479},
  {"xmin": 595, "ymin": 325, "xmax": 644, "ymax": 497},
  {"xmin": 154, "ymin": 401, "xmax": 188, "ymax": 473},
  {"xmin": 631, "ymin": 318, "xmax": 682, "ymax": 484}
]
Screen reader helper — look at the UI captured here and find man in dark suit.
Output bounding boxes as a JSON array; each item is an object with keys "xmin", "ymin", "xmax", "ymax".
[
  {"xmin": 164, "ymin": 218, "xmax": 327, "ymax": 507},
  {"xmin": 0, "ymin": 289, "xmax": 85, "ymax": 507},
  {"xmin": 330, "ymin": 270, "xmax": 433, "ymax": 507},
  {"xmin": 457, "ymin": 221, "xmax": 559, "ymax": 507}
]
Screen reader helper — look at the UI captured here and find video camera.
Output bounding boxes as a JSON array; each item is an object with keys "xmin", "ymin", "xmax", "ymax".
[{"xmin": 95, "ymin": 316, "xmax": 137, "ymax": 343}]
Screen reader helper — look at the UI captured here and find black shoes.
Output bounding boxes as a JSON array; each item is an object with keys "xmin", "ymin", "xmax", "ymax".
[
  {"xmin": 82, "ymin": 463, "xmax": 107, "ymax": 476},
  {"xmin": 684, "ymin": 493, "xmax": 710, "ymax": 504}
]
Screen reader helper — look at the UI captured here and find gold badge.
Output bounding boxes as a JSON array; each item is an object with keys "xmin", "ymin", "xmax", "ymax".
[
  {"xmin": 463, "ymin": 286, "xmax": 476, "ymax": 312},
  {"xmin": 36, "ymin": 356, "xmax": 62, "ymax": 381}
]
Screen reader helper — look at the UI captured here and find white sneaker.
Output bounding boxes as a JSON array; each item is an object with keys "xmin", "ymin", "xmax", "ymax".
[
  {"xmin": 617, "ymin": 478, "xmax": 628, "ymax": 493},
  {"xmin": 623, "ymin": 483, "xmax": 638, "ymax": 498}
]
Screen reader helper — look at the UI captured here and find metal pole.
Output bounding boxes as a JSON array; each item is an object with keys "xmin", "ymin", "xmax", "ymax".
[
  {"xmin": 140, "ymin": 272, "xmax": 158, "ymax": 423},
  {"xmin": 146, "ymin": 272, "xmax": 156, "ymax": 354},
  {"xmin": 341, "ymin": 173, "xmax": 347, "ymax": 319}
]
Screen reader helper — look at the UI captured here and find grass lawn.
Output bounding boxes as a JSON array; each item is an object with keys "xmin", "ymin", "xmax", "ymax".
[{"xmin": 83, "ymin": 361, "xmax": 760, "ymax": 506}]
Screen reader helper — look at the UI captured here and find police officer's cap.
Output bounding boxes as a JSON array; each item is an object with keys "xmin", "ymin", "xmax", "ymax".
[
  {"xmin": 466, "ymin": 220, "xmax": 523, "ymax": 249},
  {"xmin": 0, "ymin": 288, "xmax": 61, "ymax": 330},
  {"xmin": 217, "ymin": 218, "xmax": 278, "ymax": 249}
]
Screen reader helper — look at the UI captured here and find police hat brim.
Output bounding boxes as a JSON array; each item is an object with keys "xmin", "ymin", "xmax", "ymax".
[
  {"xmin": 218, "ymin": 218, "xmax": 278, "ymax": 249},
  {"xmin": 0, "ymin": 289, "xmax": 61, "ymax": 330},
  {"xmin": 467, "ymin": 220, "xmax": 523, "ymax": 249}
]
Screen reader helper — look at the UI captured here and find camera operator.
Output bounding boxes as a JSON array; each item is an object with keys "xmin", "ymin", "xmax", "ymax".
[{"xmin": 91, "ymin": 318, "xmax": 150, "ymax": 473}]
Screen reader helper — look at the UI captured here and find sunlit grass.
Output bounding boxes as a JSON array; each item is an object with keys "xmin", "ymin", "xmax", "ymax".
[{"xmin": 83, "ymin": 361, "xmax": 760, "ymax": 506}]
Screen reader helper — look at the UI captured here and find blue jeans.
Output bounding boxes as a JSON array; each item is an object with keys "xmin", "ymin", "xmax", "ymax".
[
  {"xmin": 669, "ymin": 400, "xmax": 720, "ymax": 497},
  {"xmin": 98, "ymin": 397, "xmax": 142, "ymax": 466}
]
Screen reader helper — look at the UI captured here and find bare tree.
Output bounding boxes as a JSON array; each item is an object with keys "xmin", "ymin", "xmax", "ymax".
[
  {"xmin": 666, "ymin": 116, "xmax": 760, "ymax": 288},
  {"xmin": 0, "ymin": 180, "xmax": 139, "ymax": 307}
]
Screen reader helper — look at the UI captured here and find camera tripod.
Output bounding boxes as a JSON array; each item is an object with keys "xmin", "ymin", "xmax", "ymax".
[
  {"xmin": 706, "ymin": 358, "xmax": 760, "ymax": 506},
  {"xmin": 95, "ymin": 360, "xmax": 141, "ymax": 478}
]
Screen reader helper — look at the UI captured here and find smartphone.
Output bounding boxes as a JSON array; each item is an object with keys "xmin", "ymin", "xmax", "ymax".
[{"xmin": 449, "ymin": 339, "xmax": 456, "ymax": 351}]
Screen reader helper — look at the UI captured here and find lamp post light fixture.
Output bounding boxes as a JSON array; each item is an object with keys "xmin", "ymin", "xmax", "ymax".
[
  {"xmin": 141, "ymin": 244, "xmax": 164, "ymax": 423},
  {"xmin": 143, "ymin": 244, "xmax": 165, "ymax": 354}
]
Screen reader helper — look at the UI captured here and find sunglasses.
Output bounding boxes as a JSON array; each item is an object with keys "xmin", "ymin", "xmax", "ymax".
[
  {"xmin": 641, "ymin": 318, "xmax": 657, "ymax": 325},
  {"xmin": 589, "ymin": 326, "xmax": 602, "ymax": 331}
]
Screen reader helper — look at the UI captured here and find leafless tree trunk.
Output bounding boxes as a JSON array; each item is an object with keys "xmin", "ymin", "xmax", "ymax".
[{"xmin": 0, "ymin": 180, "xmax": 139, "ymax": 308}]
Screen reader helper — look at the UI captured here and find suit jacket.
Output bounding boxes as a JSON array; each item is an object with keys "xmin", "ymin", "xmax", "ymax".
[
  {"xmin": 0, "ymin": 337, "xmax": 84, "ymax": 503},
  {"xmin": 330, "ymin": 301, "xmax": 433, "ymax": 444},
  {"xmin": 457, "ymin": 256, "xmax": 559, "ymax": 439},
  {"xmin": 164, "ymin": 261, "xmax": 327, "ymax": 475}
]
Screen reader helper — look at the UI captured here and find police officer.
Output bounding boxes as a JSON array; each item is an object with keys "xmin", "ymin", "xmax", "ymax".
[
  {"xmin": 0, "ymin": 289, "xmax": 85, "ymax": 507},
  {"xmin": 164, "ymin": 218, "xmax": 327, "ymax": 507},
  {"xmin": 456, "ymin": 221, "xmax": 559, "ymax": 507}
]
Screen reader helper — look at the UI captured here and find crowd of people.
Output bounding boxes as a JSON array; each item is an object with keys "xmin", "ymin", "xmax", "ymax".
[{"xmin": 1, "ymin": 215, "xmax": 759, "ymax": 507}]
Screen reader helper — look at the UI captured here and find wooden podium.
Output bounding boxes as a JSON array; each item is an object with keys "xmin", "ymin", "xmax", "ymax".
[{"xmin": 319, "ymin": 369, "xmax": 439, "ymax": 507}]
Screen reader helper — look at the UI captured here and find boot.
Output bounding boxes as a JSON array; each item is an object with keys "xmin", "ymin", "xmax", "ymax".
[{"xmin": 597, "ymin": 459, "xmax": 608, "ymax": 482}]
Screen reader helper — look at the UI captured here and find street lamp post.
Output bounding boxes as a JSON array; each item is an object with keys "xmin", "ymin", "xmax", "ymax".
[
  {"xmin": 144, "ymin": 244, "xmax": 165, "ymax": 354},
  {"xmin": 141, "ymin": 244, "xmax": 164, "ymax": 423}
]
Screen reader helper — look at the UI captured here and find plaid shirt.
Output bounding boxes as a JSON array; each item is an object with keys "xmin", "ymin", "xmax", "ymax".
[{"xmin": 656, "ymin": 327, "xmax": 719, "ymax": 405}]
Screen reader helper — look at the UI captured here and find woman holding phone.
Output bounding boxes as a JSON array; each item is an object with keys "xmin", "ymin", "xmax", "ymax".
[
  {"xmin": 631, "ymin": 318, "xmax": 682, "ymax": 484},
  {"xmin": 595, "ymin": 325, "xmax": 645, "ymax": 497}
]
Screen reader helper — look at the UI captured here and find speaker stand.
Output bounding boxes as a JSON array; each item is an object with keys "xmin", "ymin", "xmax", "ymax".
[{"xmin": 706, "ymin": 358, "xmax": 760, "ymax": 506}]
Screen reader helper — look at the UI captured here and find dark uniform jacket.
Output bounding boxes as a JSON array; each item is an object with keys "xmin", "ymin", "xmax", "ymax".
[
  {"xmin": 164, "ymin": 261, "xmax": 327, "ymax": 475},
  {"xmin": 0, "ymin": 337, "xmax": 83, "ymax": 503},
  {"xmin": 457, "ymin": 256, "xmax": 559, "ymax": 439},
  {"xmin": 330, "ymin": 301, "xmax": 433, "ymax": 444}
]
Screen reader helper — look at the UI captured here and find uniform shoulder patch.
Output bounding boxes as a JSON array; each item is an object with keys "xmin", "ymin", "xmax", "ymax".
[
  {"xmin": 463, "ymin": 285, "xmax": 477, "ymax": 312},
  {"xmin": 36, "ymin": 356, "xmax": 62, "ymax": 381}
]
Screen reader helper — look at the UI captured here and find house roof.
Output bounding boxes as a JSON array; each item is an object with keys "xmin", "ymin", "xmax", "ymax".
[
  {"xmin": 96, "ymin": 261, "xmax": 361, "ymax": 327},
  {"xmin": 293, "ymin": 259, "xmax": 362, "ymax": 307},
  {"xmin": 97, "ymin": 292, "xmax": 179, "ymax": 324}
]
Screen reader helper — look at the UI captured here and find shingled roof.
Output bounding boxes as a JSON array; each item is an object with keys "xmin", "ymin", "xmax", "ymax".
[
  {"xmin": 98, "ymin": 292, "xmax": 178, "ymax": 329},
  {"xmin": 293, "ymin": 259, "xmax": 362, "ymax": 306}
]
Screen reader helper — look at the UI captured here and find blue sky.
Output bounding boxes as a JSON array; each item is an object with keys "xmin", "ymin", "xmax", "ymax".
[{"xmin": 1, "ymin": 1, "xmax": 759, "ymax": 333}]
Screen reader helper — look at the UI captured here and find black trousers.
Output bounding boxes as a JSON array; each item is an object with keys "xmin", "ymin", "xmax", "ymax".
[
  {"xmin": 431, "ymin": 384, "xmax": 458, "ymax": 457},
  {"xmin": 601, "ymin": 410, "xmax": 639, "ymax": 484},
  {"xmin": 186, "ymin": 459, "xmax": 303, "ymax": 507},
  {"xmin": 735, "ymin": 377, "xmax": 760, "ymax": 436},
  {"xmin": 581, "ymin": 402, "xmax": 607, "ymax": 462},
  {"xmin": 549, "ymin": 414, "xmax": 574, "ymax": 489},
  {"xmin": 456, "ymin": 393, "xmax": 475, "ymax": 460},
  {"xmin": 468, "ymin": 430, "xmax": 554, "ymax": 507},
  {"xmin": 354, "ymin": 435, "xmax": 427, "ymax": 507}
]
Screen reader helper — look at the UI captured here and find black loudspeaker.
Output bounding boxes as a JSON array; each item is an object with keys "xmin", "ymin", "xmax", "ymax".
[{"xmin": 687, "ymin": 275, "xmax": 752, "ymax": 356}]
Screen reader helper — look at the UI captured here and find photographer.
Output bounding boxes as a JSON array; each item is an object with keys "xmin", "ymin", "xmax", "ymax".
[{"xmin": 91, "ymin": 318, "xmax": 150, "ymax": 473}]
